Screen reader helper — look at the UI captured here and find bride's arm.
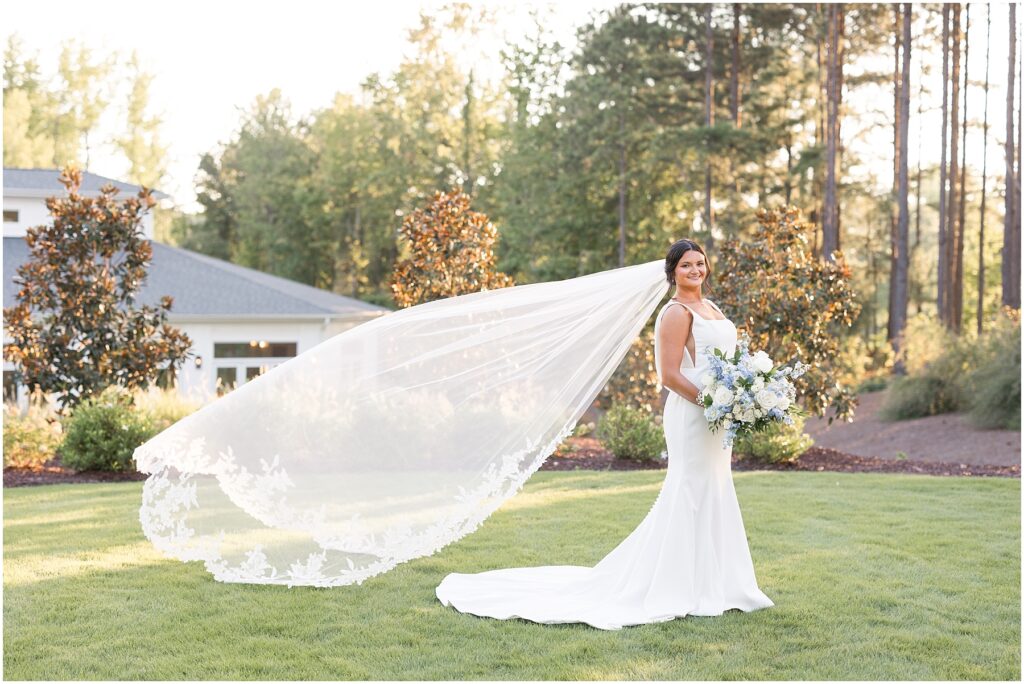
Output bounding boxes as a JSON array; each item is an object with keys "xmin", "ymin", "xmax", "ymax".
[{"xmin": 657, "ymin": 306, "xmax": 703, "ymax": 405}]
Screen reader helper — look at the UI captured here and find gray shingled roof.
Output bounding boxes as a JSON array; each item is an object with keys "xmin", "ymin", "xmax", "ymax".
[
  {"xmin": 3, "ymin": 167, "xmax": 169, "ymax": 200},
  {"xmin": 3, "ymin": 237, "xmax": 390, "ymax": 318}
]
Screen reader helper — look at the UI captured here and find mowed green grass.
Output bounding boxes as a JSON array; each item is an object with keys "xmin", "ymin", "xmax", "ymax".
[{"xmin": 3, "ymin": 471, "xmax": 1020, "ymax": 680}]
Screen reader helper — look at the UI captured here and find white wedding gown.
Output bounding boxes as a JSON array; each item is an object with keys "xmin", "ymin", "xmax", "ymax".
[{"xmin": 435, "ymin": 298, "xmax": 774, "ymax": 630}]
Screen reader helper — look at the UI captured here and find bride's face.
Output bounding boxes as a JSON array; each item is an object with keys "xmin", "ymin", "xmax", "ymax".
[{"xmin": 673, "ymin": 250, "xmax": 706, "ymax": 288}]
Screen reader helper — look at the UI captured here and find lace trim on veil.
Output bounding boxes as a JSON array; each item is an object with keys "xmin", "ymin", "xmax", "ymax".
[{"xmin": 137, "ymin": 421, "xmax": 578, "ymax": 587}]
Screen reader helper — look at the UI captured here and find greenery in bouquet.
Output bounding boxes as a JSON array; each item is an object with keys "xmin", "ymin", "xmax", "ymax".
[{"xmin": 696, "ymin": 332, "xmax": 808, "ymax": 448}]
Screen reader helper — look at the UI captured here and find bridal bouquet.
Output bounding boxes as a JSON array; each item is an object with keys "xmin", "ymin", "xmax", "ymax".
[{"xmin": 696, "ymin": 334, "xmax": 808, "ymax": 448}]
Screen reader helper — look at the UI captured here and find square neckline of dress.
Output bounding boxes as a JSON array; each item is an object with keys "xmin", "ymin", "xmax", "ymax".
[{"xmin": 668, "ymin": 299, "xmax": 729, "ymax": 322}]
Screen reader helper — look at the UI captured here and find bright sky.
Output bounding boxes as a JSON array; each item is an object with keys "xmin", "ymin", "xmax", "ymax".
[
  {"xmin": 2, "ymin": 1, "xmax": 1020, "ymax": 213},
  {"xmin": 3, "ymin": 0, "xmax": 617, "ymax": 210}
]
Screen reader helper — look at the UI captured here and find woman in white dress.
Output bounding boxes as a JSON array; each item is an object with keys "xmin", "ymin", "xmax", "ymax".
[{"xmin": 435, "ymin": 239, "xmax": 775, "ymax": 630}]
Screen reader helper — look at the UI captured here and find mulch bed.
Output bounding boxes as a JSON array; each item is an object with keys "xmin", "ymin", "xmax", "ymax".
[
  {"xmin": 541, "ymin": 437, "xmax": 1021, "ymax": 478},
  {"xmin": 4, "ymin": 438, "xmax": 1019, "ymax": 488},
  {"xmin": 3, "ymin": 462, "xmax": 148, "ymax": 487}
]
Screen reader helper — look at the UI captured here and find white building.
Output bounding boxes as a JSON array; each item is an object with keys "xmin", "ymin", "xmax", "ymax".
[{"xmin": 3, "ymin": 168, "xmax": 389, "ymax": 404}]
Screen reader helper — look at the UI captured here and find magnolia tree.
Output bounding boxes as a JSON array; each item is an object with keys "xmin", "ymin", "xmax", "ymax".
[
  {"xmin": 600, "ymin": 207, "xmax": 861, "ymax": 423},
  {"xmin": 3, "ymin": 167, "xmax": 192, "ymax": 411},
  {"xmin": 390, "ymin": 190, "xmax": 515, "ymax": 307},
  {"xmin": 714, "ymin": 206, "xmax": 862, "ymax": 424}
]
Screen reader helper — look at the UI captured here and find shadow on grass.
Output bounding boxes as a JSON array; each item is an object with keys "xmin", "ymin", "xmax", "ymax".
[{"xmin": 3, "ymin": 473, "xmax": 1020, "ymax": 680}]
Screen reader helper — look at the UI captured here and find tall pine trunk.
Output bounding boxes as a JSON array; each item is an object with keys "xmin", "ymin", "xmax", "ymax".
[
  {"xmin": 913, "ymin": 48, "xmax": 925, "ymax": 315},
  {"xmin": 978, "ymin": 3, "xmax": 992, "ymax": 334},
  {"xmin": 892, "ymin": 3, "xmax": 912, "ymax": 375},
  {"xmin": 944, "ymin": 5, "xmax": 961, "ymax": 330},
  {"xmin": 812, "ymin": 3, "xmax": 826, "ymax": 258},
  {"xmin": 889, "ymin": 3, "xmax": 900, "ymax": 344},
  {"xmin": 823, "ymin": 3, "xmax": 844, "ymax": 262},
  {"xmin": 954, "ymin": 4, "xmax": 970, "ymax": 333},
  {"xmin": 618, "ymin": 112, "xmax": 627, "ymax": 268},
  {"xmin": 704, "ymin": 3, "xmax": 715, "ymax": 251},
  {"xmin": 729, "ymin": 3, "xmax": 741, "ymax": 238},
  {"xmin": 1003, "ymin": 4, "xmax": 1019, "ymax": 308},
  {"xmin": 938, "ymin": 4, "xmax": 950, "ymax": 319}
]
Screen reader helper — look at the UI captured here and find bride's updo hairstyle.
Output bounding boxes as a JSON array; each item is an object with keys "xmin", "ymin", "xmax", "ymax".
[{"xmin": 664, "ymin": 238, "xmax": 713, "ymax": 294}]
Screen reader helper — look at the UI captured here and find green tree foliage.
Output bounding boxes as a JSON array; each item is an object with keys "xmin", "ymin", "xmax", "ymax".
[
  {"xmin": 713, "ymin": 206, "xmax": 861, "ymax": 424},
  {"xmin": 175, "ymin": 7, "xmax": 505, "ymax": 303},
  {"xmin": 3, "ymin": 36, "xmax": 56, "ymax": 167},
  {"xmin": 2, "ymin": 167, "xmax": 192, "ymax": 411},
  {"xmin": 4, "ymin": 35, "xmax": 168, "ymax": 183},
  {"xmin": 390, "ymin": 190, "xmax": 514, "ymax": 307},
  {"xmin": 185, "ymin": 90, "xmax": 324, "ymax": 285},
  {"xmin": 115, "ymin": 51, "xmax": 168, "ymax": 189},
  {"xmin": 52, "ymin": 40, "xmax": 114, "ymax": 167}
]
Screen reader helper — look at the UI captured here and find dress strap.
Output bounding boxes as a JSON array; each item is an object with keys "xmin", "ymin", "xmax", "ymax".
[
  {"xmin": 705, "ymin": 300, "xmax": 723, "ymax": 314},
  {"xmin": 662, "ymin": 300, "xmax": 694, "ymax": 322},
  {"xmin": 668, "ymin": 299, "xmax": 703, "ymax": 319}
]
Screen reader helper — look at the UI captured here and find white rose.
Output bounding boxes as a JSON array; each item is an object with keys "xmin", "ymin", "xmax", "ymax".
[
  {"xmin": 752, "ymin": 351, "xmax": 773, "ymax": 373},
  {"xmin": 700, "ymin": 373, "xmax": 714, "ymax": 387},
  {"xmin": 722, "ymin": 419, "xmax": 733, "ymax": 429},
  {"xmin": 753, "ymin": 377, "xmax": 765, "ymax": 391},
  {"xmin": 777, "ymin": 395, "xmax": 791, "ymax": 411},
  {"xmin": 713, "ymin": 386, "xmax": 734, "ymax": 406},
  {"xmin": 755, "ymin": 389, "xmax": 779, "ymax": 410}
]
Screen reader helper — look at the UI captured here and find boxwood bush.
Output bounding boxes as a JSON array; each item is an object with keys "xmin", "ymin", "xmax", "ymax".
[
  {"xmin": 732, "ymin": 413, "xmax": 814, "ymax": 464},
  {"xmin": 60, "ymin": 387, "xmax": 155, "ymax": 472},
  {"xmin": 597, "ymin": 403, "xmax": 666, "ymax": 462}
]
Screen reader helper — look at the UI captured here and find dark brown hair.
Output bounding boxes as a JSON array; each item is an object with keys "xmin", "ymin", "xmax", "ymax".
[{"xmin": 664, "ymin": 239, "xmax": 713, "ymax": 294}]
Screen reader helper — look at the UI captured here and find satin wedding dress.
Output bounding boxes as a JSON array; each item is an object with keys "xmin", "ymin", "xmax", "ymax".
[{"xmin": 435, "ymin": 298, "xmax": 775, "ymax": 630}]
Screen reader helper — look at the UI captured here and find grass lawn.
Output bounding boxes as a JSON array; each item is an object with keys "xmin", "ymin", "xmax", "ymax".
[{"xmin": 3, "ymin": 471, "xmax": 1020, "ymax": 680}]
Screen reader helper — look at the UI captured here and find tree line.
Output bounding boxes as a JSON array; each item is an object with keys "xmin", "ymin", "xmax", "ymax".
[{"xmin": 4, "ymin": 4, "xmax": 1021, "ymax": 354}]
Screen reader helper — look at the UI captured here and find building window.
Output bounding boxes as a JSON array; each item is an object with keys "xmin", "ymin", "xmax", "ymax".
[
  {"xmin": 246, "ymin": 366, "xmax": 269, "ymax": 381},
  {"xmin": 3, "ymin": 210, "xmax": 18, "ymax": 223},
  {"xmin": 3, "ymin": 371, "xmax": 17, "ymax": 402},
  {"xmin": 216, "ymin": 367, "xmax": 238, "ymax": 396},
  {"xmin": 214, "ymin": 341, "xmax": 297, "ymax": 359}
]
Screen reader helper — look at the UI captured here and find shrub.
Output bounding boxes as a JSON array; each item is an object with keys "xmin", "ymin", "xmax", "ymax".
[
  {"xmin": 965, "ymin": 310, "xmax": 1021, "ymax": 430},
  {"xmin": 895, "ymin": 312, "xmax": 957, "ymax": 375},
  {"xmin": 881, "ymin": 314, "xmax": 975, "ymax": 420},
  {"xmin": 133, "ymin": 385, "xmax": 201, "ymax": 432},
  {"xmin": 597, "ymin": 403, "xmax": 666, "ymax": 462},
  {"xmin": 881, "ymin": 309, "xmax": 1021, "ymax": 427},
  {"xmin": 731, "ymin": 413, "xmax": 814, "ymax": 464},
  {"xmin": 881, "ymin": 373, "xmax": 960, "ymax": 420},
  {"xmin": 3, "ymin": 398, "xmax": 62, "ymax": 468},
  {"xmin": 59, "ymin": 386, "xmax": 155, "ymax": 472}
]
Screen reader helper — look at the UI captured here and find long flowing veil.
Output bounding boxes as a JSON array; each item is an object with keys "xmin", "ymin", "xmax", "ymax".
[{"xmin": 135, "ymin": 258, "xmax": 670, "ymax": 586}]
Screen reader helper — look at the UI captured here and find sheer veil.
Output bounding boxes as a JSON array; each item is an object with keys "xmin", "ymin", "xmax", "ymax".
[{"xmin": 135, "ymin": 258, "xmax": 671, "ymax": 586}]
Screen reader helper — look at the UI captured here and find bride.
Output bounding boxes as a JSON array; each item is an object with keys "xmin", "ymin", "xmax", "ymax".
[{"xmin": 435, "ymin": 239, "xmax": 775, "ymax": 629}]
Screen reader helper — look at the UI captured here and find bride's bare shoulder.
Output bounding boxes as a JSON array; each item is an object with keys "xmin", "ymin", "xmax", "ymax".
[{"xmin": 659, "ymin": 302, "xmax": 691, "ymax": 331}]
